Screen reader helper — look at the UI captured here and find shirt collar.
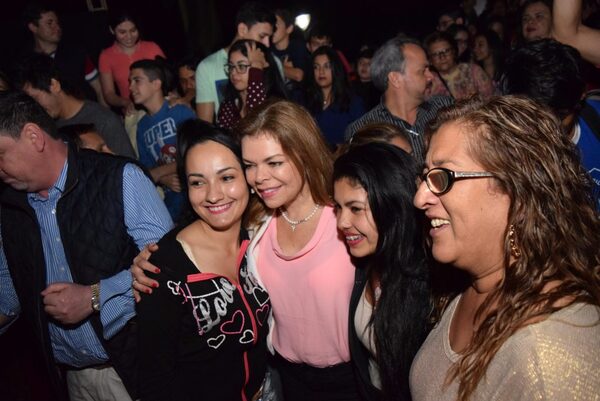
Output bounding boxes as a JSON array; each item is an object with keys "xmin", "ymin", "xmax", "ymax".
[{"xmin": 28, "ymin": 158, "xmax": 69, "ymax": 203}]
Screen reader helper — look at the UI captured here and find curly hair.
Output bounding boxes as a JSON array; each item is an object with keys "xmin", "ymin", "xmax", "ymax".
[{"xmin": 427, "ymin": 95, "xmax": 600, "ymax": 401}]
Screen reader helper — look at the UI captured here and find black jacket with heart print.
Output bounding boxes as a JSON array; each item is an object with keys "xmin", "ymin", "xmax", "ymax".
[{"xmin": 137, "ymin": 225, "xmax": 271, "ymax": 401}]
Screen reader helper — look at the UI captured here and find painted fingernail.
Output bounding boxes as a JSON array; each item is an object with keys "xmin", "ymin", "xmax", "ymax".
[
  {"xmin": 152, "ymin": 283, "xmax": 158, "ymax": 288},
  {"xmin": 154, "ymin": 268, "xmax": 161, "ymax": 273},
  {"xmin": 146, "ymin": 288, "xmax": 152, "ymax": 294}
]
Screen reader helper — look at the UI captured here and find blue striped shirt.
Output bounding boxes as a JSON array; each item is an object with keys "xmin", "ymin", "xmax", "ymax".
[{"xmin": 0, "ymin": 160, "xmax": 172, "ymax": 367}]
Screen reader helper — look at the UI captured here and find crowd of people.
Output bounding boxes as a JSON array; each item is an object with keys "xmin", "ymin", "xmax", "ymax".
[{"xmin": 0, "ymin": 0, "xmax": 599, "ymax": 401}]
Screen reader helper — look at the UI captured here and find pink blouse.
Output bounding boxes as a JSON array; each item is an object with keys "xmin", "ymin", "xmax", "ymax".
[{"xmin": 258, "ymin": 206, "xmax": 354, "ymax": 367}]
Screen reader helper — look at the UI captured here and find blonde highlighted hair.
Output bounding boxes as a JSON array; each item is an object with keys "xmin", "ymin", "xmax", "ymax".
[{"xmin": 236, "ymin": 100, "xmax": 333, "ymax": 225}]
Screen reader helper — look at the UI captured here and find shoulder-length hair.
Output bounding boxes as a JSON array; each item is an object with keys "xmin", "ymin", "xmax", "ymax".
[
  {"xmin": 305, "ymin": 46, "xmax": 352, "ymax": 114},
  {"xmin": 333, "ymin": 142, "xmax": 431, "ymax": 400},
  {"xmin": 223, "ymin": 39, "xmax": 287, "ymax": 105},
  {"xmin": 427, "ymin": 95, "xmax": 600, "ymax": 401},
  {"xmin": 236, "ymin": 100, "xmax": 333, "ymax": 224}
]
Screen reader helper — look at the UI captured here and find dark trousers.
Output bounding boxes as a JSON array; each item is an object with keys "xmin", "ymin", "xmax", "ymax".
[{"xmin": 271, "ymin": 352, "xmax": 361, "ymax": 401}]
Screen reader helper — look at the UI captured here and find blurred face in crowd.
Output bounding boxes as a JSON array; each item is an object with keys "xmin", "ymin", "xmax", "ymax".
[
  {"xmin": 228, "ymin": 51, "xmax": 250, "ymax": 93},
  {"xmin": 240, "ymin": 22, "xmax": 273, "ymax": 47},
  {"xmin": 454, "ymin": 30, "xmax": 469, "ymax": 58},
  {"xmin": 399, "ymin": 44, "xmax": 434, "ymax": 103},
  {"xmin": 78, "ymin": 131, "xmax": 113, "ymax": 154},
  {"xmin": 473, "ymin": 35, "xmax": 490, "ymax": 62},
  {"xmin": 437, "ymin": 14, "xmax": 455, "ymax": 32},
  {"xmin": 308, "ymin": 36, "xmax": 331, "ymax": 53},
  {"xmin": 29, "ymin": 11, "xmax": 62, "ymax": 45},
  {"xmin": 313, "ymin": 54, "xmax": 333, "ymax": 90},
  {"xmin": 113, "ymin": 20, "xmax": 140, "ymax": 48},
  {"xmin": 178, "ymin": 65, "xmax": 196, "ymax": 96},
  {"xmin": 22, "ymin": 81, "xmax": 61, "ymax": 119},
  {"xmin": 428, "ymin": 39, "xmax": 456, "ymax": 74},
  {"xmin": 272, "ymin": 15, "xmax": 290, "ymax": 46},
  {"xmin": 522, "ymin": 2, "xmax": 551, "ymax": 42},
  {"xmin": 489, "ymin": 21, "xmax": 505, "ymax": 41},
  {"xmin": 357, "ymin": 57, "xmax": 372, "ymax": 82},
  {"xmin": 334, "ymin": 178, "xmax": 379, "ymax": 258}
]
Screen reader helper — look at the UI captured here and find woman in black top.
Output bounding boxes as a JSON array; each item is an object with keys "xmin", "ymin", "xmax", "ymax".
[{"xmin": 137, "ymin": 120, "xmax": 271, "ymax": 401}]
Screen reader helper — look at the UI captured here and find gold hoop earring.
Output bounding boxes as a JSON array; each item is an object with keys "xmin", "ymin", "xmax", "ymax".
[{"xmin": 508, "ymin": 224, "xmax": 521, "ymax": 258}]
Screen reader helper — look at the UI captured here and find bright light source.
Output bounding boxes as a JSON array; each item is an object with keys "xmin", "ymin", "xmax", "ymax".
[{"xmin": 295, "ymin": 14, "xmax": 311, "ymax": 30}]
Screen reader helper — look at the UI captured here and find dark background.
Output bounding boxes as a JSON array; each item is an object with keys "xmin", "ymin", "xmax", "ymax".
[{"xmin": 0, "ymin": 0, "xmax": 457, "ymax": 71}]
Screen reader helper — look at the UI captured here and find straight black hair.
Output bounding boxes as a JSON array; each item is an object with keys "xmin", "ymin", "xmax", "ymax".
[{"xmin": 333, "ymin": 142, "xmax": 431, "ymax": 401}]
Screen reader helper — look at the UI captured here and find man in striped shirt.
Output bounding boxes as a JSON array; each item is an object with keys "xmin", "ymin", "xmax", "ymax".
[
  {"xmin": 345, "ymin": 35, "xmax": 453, "ymax": 162},
  {"xmin": 0, "ymin": 91, "xmax": 173, "ymax": 401}
]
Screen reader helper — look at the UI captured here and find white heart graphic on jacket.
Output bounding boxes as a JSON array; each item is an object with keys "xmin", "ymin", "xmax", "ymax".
[
  {"xmin": 240, "ymin": 329, "xmax": 255, "ymax": 344},
  {"xmin": 207, "ymin": 334, "xmax": 225, "ymax": 349}
]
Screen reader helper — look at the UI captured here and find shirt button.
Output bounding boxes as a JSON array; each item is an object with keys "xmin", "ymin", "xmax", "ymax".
[
  {"xmin": 81, "ymin": 349, "xmax": 88, "ymax": 354},
  {"xmin": 55, "ymin": 237, "xmax": 61, "ymax": 242},
  {"xmin": 51, "ymin": 209, "xmax": 56, "ymax": 214}
]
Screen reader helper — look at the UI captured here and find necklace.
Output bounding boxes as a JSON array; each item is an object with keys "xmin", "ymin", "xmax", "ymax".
[{"xmin": 279, "ymin": 204, "xmax": 321, "ymax": 232}]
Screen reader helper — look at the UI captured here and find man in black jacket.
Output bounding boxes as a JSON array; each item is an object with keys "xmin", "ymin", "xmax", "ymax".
[{"xmin": 0, "ymin": 91, "xmax": 172, "ymax": 401}]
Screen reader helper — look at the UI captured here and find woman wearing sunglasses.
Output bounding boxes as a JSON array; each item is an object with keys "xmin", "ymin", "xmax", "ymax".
[
  {"xmin": 411, "ymin": 96, "xmax": 600, "ymax": 401},
  {"xmin": 217, "ymin": 40, "xmax": 287, "ymax": 130}
]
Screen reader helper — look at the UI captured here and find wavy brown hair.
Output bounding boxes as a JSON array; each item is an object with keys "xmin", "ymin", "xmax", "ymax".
[
  {"xmin": 427, "ymin": 95, "xmax": 600, "ymax": 401},
  {"xmin": 236, "ymin": 99, "xmax": 333, "ymax": 226}
]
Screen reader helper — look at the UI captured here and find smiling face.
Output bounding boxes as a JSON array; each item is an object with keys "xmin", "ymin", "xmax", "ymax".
[
  {"xmin": 186, "ymin": 141, "xmax": 249, "ymax": 232},
  {"xmin": 129, "ymin": 68, "xmax": 161, "ymax": 105},
  {"xmin": 241, "ymin": 132, "xmax": 307, "ymax": 210},
  {"xmin": 313, "ymin": 54, "xmax": 333, "ymax": 89},
  {"xmin": 334, "ymin": 177, "xmax": 379, "ymax": 258},
  {"xmin": 228, "ymin": 50, "xmax": 250, "ymax": 93},
  {"xmin": 113, "ymin": 20, "xmax": 139, "ymax": 48},
  {"xmin": 413, "ymin": 121, "xmax": 510, "ymax": 275},
  {"xmin": 521, "ymin": 2, "xmax": 551, "ymax": 42}
]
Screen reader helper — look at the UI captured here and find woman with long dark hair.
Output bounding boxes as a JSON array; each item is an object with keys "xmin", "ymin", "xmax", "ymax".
[
  {"xmin": 217, "ymin": 40, "xmax": 287, "ymax": 130},
  {"xmin": 305, "ymin": 46, "xmax": 365, "ymax": 149},
  {"xmin": 333, "ymin": 142, "xmax": 431, "ymax": 401}
]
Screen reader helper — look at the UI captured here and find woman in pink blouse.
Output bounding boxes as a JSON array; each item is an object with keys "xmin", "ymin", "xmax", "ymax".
[
  {"xmin": 99, "ymin": 11, "xmax": 165, "ymax": 112},
  {"xmin": 425, "ymin": 31, "xmax": 494, "ymax": 100},
  {"xmin": 133, "ymin": 100, "xmax": 361, "ymax": 401}
]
